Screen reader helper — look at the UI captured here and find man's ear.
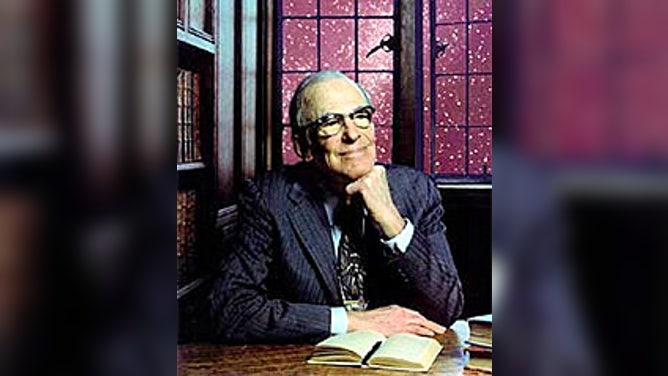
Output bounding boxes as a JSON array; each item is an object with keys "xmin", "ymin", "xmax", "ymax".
[{"xmin": 292, "ymin": 135, "xmax": 313, "ymax": 161}]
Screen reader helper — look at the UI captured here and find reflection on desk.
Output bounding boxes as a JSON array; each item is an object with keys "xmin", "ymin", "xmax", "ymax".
[{"xmin": 177, "ymin": 329, "xmax": 491, "ymax": 375}]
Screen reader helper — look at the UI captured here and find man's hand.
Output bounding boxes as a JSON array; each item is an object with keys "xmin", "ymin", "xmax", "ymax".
[
  {"xmin": 347, "ymin": 305, "xmax": 446, "ymax": 337},
  {"xmin": 345, "ymin": 165, "xmax": 405, "ymax": 238}
]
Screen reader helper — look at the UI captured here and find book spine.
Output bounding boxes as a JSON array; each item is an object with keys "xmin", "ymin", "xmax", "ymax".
[
  {"xmin": 177, "ymin": 188, "xmax": 198, "ymax": 287},
  {"xmin": 184, "ymin": 70, "xmax": 192, "ymax": 163},
  {"xmin": 192, "ymin": 72, "xmax": 201, "ymax": 161},
  {"xmin": 176, "ymin": 190, "xmax": 185, "ymax": 286},
  {"xmin": 177, "ymin": 69, "xmax": 183, "ymax": 164}
]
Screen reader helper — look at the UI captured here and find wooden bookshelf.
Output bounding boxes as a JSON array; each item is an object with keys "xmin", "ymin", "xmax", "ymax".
[
  {"xmin": 176, "ymin": 0, "xmax": 216, "ymax": 294},
  {"xmin": 177, "ymin": 0, "xmax": 266, "ymax": 343}
]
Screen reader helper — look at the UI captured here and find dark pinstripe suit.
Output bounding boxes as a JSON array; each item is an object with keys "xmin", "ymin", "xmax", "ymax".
[{"xmin": 209, "ymin": 163, "xmax": 463, "ymax": 343}]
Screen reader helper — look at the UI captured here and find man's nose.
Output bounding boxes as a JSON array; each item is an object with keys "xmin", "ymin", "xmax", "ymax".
[{"xmin": 340, "ymin": 117, "xmax": 361, "ymax": 142}]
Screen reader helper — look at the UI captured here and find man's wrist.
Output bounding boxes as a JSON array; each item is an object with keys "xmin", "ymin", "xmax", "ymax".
[
  {"xmin": 381, "ymin": 218, "xmax": 414, "ymax": 253},
  {"xmin": 330, "ymin": 307, "xmax": 349, "ymax": 334},
  {"xmin": 380, "ymin": 212, "xmax": 406, "ymax": 239}
]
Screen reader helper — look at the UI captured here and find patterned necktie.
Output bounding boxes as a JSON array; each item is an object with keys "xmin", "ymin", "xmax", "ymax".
[{"xmin": 336, "ymin": 198, "xmax": 367, "ymax": 311}]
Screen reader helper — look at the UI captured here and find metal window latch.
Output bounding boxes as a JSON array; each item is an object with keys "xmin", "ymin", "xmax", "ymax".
[
  {"xmin": 433, "ymin": 41, "xmax": 449, "ymax": 59},
  {"xmin": 366, "ymin": 33, "xmax": 397, "ymax": 58}
]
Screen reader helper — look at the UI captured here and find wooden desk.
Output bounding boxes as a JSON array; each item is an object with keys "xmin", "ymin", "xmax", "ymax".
[{"xmin": 178, "ymin": 330, "xmax": 491, "ymax": 375}]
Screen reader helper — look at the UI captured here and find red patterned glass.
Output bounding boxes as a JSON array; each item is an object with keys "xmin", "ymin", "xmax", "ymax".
[
  {"xmin": 359, "ymin": 73, "xmax": 393, "ymax": 164},
  {"xmin": 435, "ymin": 25, "xmax": 466, "ymax": 74},
  {"xmin": 358, "ymin": 0, "xmax": 393, "ymax": 16},
  {"xmin": 320, "ymin": 19, "xmax": 355, "ymax": 70},
  {"xmin": 374, "ymin": 125, "xmax": 393, "ymax": 164},
  {"xmin": 358, "ymin": 18, "xmax": 394, "ymax": 70},
  {"xmin": 468, "ymin": 127, "xmax": 492, "ymax": 174},
  {"xmin": 436, "ymin": 0, "xmax": 465, "ymax": 23},
  {"xmin": 282, "ymin": 20, "xmax": 317, "ymax": 71},
  {"xmin": 282, "ymin": 0, "xmax": 316, "ymax": 16},
  {"xmin": 435, "ymin": 76, "xmax": 466, "ymax": 126},
  {"xmin": 433, "ymin": 127, "xmax": 466, "ymax": 174},
  {"xmin": 321, "ymin": 0, "xmax": 354, "ymax": 16},
  {"xmin": 282, "ymin": 127, "xmax": 302, "ymax": 165},
  {"xmin": 282, "ymin": 73, "xmax": 308, "ymax": 124},
  {"xmin": 468, "ymin": 75, "xmax": 492, "ymax": 125},
  {"xmin": 468, "ymin": 23, "xmax": 492, "ymax": 73},
  {"xmin": 359, "ymin": 73, "xmax": 393, "ymax": 126},
  {"xmin": 469, "ymin": 0, "xmax": 492, "ymax": 21}
]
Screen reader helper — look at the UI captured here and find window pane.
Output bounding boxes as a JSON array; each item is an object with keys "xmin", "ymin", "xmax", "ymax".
[
  {"xmin": 321, "ymin": 0, "xmax": 354, "ymax": 16},
  {"xmin": 436, "ymin": 0, "xmax": 465, "ymax": 23},
  {"xmin": 358, "ymin": 0, "xmax": 393, "ymax": 16},
  {"xmin": 468, "ymin": 23, "xmax": 492, "ymax": 73},
  {"xmin": 435, "ymin": 76, "xmax": 466, "ymax": 126},
  {"xmin": 282, "ymin": 20, "xmax": 317, "ymax": 71},
  {"xmin": 359, "ymin": 73, "xmax": 393, "ymax": 163},
  {"xmin": 320, "ymin": 19, "xmax": 355, "ymax": 70},
  {"xmin": 282, "ymin": 73, "xmax": 308, "ymax": 124},
  {"xmin": 468, "ymin": 127, "xmax": 492, "ymax": 175},
  {"xmin": 434, "ymin": 127, "xmax": 466, "ymax": 174},
  {"xmin": 375, "ymin": 126, "xmax": 393, "ymax": 164},
  {"xmin": 435, "ymin": 25, "xmax": 466, "ymax": 74},
  {"xmin": 469, "ymin": 0, "xmax": 492, "ymax": 21},
  {"xmin": 282, "ymin": 127, "xmax": 302, "ymax": 165},
  {"xmin": 468, "ymin": 75, "xmax": 492, "ymax": 125},
  {"xmin": 283, "ymin": 0, "xmax": 316, "ymax": 16},
  {"xmin": 358, "ymin": 19, "xmax": 394, "ymax": 71},
  {"xmin": 358, "ymin": 72, "xmax": 394, "ymax": 126}
]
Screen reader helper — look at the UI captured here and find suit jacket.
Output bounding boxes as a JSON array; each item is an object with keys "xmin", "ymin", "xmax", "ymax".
[{"xmin": 209, "ymin": 163, "xmax": 463, "ymax": 343}]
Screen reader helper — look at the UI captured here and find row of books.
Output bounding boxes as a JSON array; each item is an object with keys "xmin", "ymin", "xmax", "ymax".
[
  {"xmin": 177, "ymin": 68, "xmax": 202, "ymax": 164},
  {"xmin": 177, "ymin": 189, "xmax": 198, "ymax": 287}
]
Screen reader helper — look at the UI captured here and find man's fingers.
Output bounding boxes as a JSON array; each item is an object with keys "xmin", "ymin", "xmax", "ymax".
[
  {"xmin": 411, "ymin": 326, "xmax": 436, "ymax": 337},
  {"xmin": 421, "ymin": 318, "xmax": 446, "ymax": 334},
  {"xmin": 345, "ymin": 181, "xmax": 363, "ymax": 195}
]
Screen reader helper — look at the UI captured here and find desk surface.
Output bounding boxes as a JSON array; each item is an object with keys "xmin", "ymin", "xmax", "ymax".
[{"xmin": 178, "ymin": 330, "xmax": 491, "ymax": 375}]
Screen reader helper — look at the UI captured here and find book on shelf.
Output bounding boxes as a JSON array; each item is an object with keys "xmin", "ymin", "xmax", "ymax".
[
  {"xmin": 307, "ymin": 330, "xmax": 442, "ymax": 372},
  {"xmin": 177, "ymin": 68, "xmax": 184, "ymax": 164},
  {"xmin": 192, "ymin": 71, "xmax": 201, "ymax": 161},
  {"xmin": 176, "ymin": 68, "xmax": 202, "ymax": 165},
  {"xmin": 177, "ymin": 189, "xmax": 198, "ymax": 287},
  {"xmin": 467, "ymin": 313, "xmax": 492, "ymax": 348}
]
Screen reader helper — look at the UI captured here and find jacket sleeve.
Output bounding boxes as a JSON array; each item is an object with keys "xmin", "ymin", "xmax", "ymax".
[
  {"xmin": 382, "ymin": 173, "xmax": 464, "ymax": 327},
  {"xmin": 209, "ymin": 179, "xmax": 331, "ymax": 344}
]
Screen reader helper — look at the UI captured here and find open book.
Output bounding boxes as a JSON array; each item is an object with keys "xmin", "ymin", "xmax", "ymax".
[{"xmin": 307, "ymin": 330, "xmax": 443, "ymax": 372}]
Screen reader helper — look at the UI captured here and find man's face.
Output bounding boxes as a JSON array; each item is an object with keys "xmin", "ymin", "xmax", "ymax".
[{"xmin": 302, "ymin": 78, "xmax": 376, "ymax": 181}]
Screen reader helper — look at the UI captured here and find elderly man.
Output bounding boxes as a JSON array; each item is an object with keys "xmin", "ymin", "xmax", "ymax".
[{"xmin": 210, "ymin": 71, "xmax": 463, "ymax": 343}]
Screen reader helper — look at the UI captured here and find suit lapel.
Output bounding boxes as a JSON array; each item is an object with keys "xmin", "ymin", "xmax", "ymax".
[{"xmin": 287, "ymin": 181, "xmax": 341, "ymax": 304}]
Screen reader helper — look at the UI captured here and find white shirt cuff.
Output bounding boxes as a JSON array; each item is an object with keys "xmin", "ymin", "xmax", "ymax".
[
  {"xmin": 380, "ymin": 218, "xmax": 414, "ymax": 253},
  {"xmin": 330, "ymin": 307, "xmax": 349, "ymax": 335}
]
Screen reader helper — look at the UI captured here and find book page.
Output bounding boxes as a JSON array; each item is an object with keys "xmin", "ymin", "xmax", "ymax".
[
  {"xmin": 367, "ymin": 333, "xmax": 442, "ymax": 371},
  {"xmin": 313, "ymin": 330, "xmax": 386, "ymax": 360}
]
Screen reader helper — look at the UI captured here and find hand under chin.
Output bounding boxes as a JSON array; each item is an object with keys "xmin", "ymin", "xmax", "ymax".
[{"xmin": 342, "ymin": 162, "xmax": 374, "ymax": 181}]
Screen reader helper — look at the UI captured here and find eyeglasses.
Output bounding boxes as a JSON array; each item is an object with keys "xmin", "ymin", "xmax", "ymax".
[{"xmin": 306, "ymin": 105, "xmax": 375, "ymax": 137}]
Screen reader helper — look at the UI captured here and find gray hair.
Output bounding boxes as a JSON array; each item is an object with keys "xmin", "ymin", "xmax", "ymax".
[{"xmin": 288, "ymin": 71, "xmax": 373, "ymax": 159}]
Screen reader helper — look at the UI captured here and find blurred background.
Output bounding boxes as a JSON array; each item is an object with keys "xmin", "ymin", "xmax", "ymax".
[{"xmin": 0, "ymin": 0, "xmax": 666, "ymax": 375}]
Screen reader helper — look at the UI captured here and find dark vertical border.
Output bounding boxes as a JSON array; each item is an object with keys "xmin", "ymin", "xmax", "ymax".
[
  {"xmin": 394, "ymin": 0, "xmax": 417, "ymax": 167},
  {"xmin": 414, "ymin": 0, "xmax": 424, "ymax": 171},
  {"xmin": 273, "ymin": 0, "xmax": 285, "ymax": 167},
  {"xmin": 429, "ymin": 0, "xmax": 436, "ymax": 175},
  {"xmin": 465, "ymin": 0, "xmax": 470, "ymax": 176}
]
